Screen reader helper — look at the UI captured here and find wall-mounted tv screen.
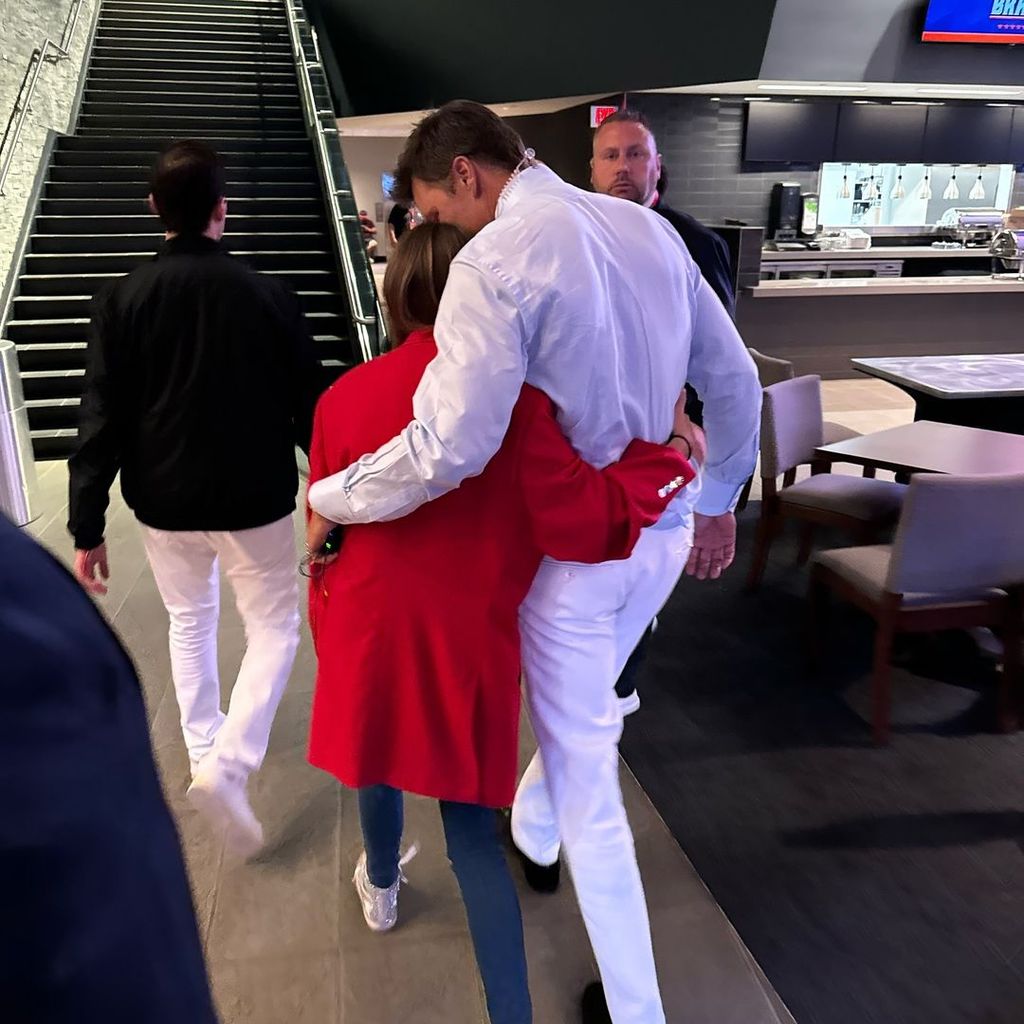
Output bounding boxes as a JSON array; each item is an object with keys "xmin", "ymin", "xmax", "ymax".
[{"xmin": 923, "ymin": 0, "xmax": 1024, "ymax": 43}]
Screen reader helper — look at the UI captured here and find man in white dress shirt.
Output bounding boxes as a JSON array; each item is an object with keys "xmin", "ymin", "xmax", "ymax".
[{"xmin": 308, "ymin": 101, "xmax": 760, "ymax": 1024}]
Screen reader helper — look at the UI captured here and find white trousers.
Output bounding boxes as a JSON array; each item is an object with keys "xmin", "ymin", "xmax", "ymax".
[
  {"xmin": 512, "ymin": 522, "xmax": 692, "ymax": 1024},
  {"xmin": 141, "ymin": 515, "xmax": 301, "ymax": 775}
]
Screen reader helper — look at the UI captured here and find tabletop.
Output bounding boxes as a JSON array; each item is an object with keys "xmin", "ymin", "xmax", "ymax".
[
  {"xmin": 815, "ymin": 420, "xmax": 1024, "ymax": 476},
  {"xmin": 852, "ymin": 354, "xmax": 1024, "ymax": 399}
]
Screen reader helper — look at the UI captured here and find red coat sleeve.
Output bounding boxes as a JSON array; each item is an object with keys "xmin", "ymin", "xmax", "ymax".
[{"xmin": 517, "ymin": 390, "xmax": 696, "ymax": 564}]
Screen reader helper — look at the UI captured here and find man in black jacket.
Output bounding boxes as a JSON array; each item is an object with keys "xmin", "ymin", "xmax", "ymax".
[
  {"xmin": 68, "ymin": 140, "xmax": 321, "ymax": 858},
  {"xmin": 590, "ymin": 108, "xmax": 736, "ymax": 317},
  {"xmin": 0, "ymin": 513, "xmax": 217, "ymax": 1023}
]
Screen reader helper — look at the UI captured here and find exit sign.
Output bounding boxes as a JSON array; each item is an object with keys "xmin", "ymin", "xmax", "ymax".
[{"xmin": 590, "ymin": 105, "xmax": 619, "ymax": 128}]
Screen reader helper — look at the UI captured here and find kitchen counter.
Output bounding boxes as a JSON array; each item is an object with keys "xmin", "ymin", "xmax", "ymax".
[
  {"xmin": 760, "ymin": 245, "xmax": 992, "ymax": 261},
  {"xmin": 748, "ymin": 275, "xmax": 1024, "ymax": 298},
  {"xmin": 736, "ymin": 273, "xmax": 1024, "ymax": 379}
]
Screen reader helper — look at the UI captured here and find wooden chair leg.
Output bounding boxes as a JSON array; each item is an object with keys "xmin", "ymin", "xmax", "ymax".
[
  {"xmin": 807, "ymin": 568, "xmax": 830, "ymax": 675},
  {"xmin": 783, "ymin": 468, "xmax": 797, "ymax": 489},
  {"xmin": 998, "ymin": 591, "xmax": 1023, "ymax": 733},
  {"xmin": 797, "ymin": 523, "xmax": 817, "ymax": 566},
  {"xmin": 746, "ymin": 511, "xmax": 779, "ymax": 592},
  {"xmin": 871, "ymin": 609, "xmax": 897, "ymax": 746},
  {"xmin": 736, "ymin": 476, "xmax": 753, "ymax": 514}
]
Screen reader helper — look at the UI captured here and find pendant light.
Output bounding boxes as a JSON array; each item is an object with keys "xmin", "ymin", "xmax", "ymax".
[
  {"xmin": 864, "ymin": 166, "xmax": 879, "ymax": 202},
  {"xmin": 919, "ymin": 167, "xmax": 933, "ymax": 200},
  {"xmin": 969, "ymin": 166, "xmax": 986, "ymax": 201},
  {"xmin": 890, "ymin": 166, "xmax": 906, "ymax": 200},
  {"xmin": 838, "ymin": 164, "xmax": 852, "ymax": 200},
  {"xmin": 943, "ymin": 166, "xmax": 960, "ymax": 201}
]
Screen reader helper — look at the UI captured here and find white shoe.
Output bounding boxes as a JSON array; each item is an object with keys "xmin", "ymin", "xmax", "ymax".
[
  {"xmin": 352, "ymin": 846, "xmax": 418, "ymax": 933},
  {"xmin": 187, "ymin": 761, "xmax": 263, "ymax": 858}
]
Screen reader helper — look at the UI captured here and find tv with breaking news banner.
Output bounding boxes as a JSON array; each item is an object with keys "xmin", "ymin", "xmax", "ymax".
[{"xmin": 923, "ymin": 0, "xmax": 1024, "ymax": 43}]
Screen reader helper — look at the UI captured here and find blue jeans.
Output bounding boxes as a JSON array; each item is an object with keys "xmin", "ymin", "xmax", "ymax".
[{"xmin": 358, "ymin": 785, "xmax": 532, "ymax": 1024}]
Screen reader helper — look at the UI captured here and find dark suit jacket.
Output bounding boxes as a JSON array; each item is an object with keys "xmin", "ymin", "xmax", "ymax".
[
  {"xmin": 0, "ymin": 515, "xmax": 217, "ymax": 1023},
  {"xmin": 653, "ymin": 200, "xmax": 736, "ymax": 318},
  {"xmin": 653, "ymin": 200, "xmax": 737, "ymax": 426}
]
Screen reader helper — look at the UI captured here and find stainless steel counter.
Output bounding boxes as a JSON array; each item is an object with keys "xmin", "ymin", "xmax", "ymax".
[
  {"xmin": 748, "ymin": 275, "xmax": 1024, "ymax": 298},
  {"xmin": 760, "ymin": 246, "xmax": 991, "ymax": 262}
]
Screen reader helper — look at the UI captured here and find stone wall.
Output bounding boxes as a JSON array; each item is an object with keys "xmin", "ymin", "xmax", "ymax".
[{"xmin": 0, "ymin": 0, "xmax": 99, "ymax": 294}]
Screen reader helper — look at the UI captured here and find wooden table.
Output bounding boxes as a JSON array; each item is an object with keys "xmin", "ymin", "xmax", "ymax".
[
  {"xmin": 815, "ymin": 420, "xmax": 1024, "ymax": 477},
  {"xmin": 852, "ymin": 354, "xmax": 1024, "ymax": 435}
]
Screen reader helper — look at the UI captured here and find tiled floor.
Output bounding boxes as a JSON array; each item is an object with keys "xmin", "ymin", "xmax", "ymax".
[{"xmin": 24, "ymin": 376, "xmax": 912, "ymax": 1024}]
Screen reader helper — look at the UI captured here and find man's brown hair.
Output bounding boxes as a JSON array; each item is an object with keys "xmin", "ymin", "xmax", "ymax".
[
  {"xmin": 391, "ymin": 100, "xmax": 526, "ymax": 204},
  {"xmin": 383, "ymin": 222, "xmax": 469, "ymax": 343}
]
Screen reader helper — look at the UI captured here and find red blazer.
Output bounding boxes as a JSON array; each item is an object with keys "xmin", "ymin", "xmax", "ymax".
[{"xmin": 307, "ymin": 328, "xmax": 693, "ymax": 807}]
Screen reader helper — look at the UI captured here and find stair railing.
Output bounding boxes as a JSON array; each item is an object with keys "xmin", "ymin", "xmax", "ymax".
[
  {"xmin": 0, "ymin": 0, "xmax": 86, "ymax": 197},
  {"xmin": 284, "ymin": 0, "xmax": 386, "ymax": 361}
]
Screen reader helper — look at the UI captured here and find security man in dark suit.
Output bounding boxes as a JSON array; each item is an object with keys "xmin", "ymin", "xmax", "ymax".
[
  {"xmin": 591, "ymin": 108, "xmax": 735, "ymax": 317},
  {"xmin": 0, "ymin": 513, "xmax": 217, "ymax": 1023}
]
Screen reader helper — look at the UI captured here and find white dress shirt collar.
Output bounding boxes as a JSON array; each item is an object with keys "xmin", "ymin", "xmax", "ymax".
[{"xmin": 495, "ymin": 163, "xmax": 560, "ymax": 219}]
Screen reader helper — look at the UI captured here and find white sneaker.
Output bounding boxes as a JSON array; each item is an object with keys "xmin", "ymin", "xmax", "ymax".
[
  {"xmin": 352, "ymin": 846, "xmax": 418, "ymax": 933},
  {"xmin": 187, "ymin": 761, "xmax": 263, "ymax": 859}
]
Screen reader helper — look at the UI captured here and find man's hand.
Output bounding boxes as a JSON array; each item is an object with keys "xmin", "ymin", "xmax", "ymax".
[
  {"xmin": 74, "ymin": 544, "xmax": 110, "ymax": 596},
  {"xmin": 685, "ymin": 512, "xmax": 736, "ymax": 581},
  {"xmin": 305, "ymin": 510, "xmax": 339, "ymax": 565},
  {"xmin": 672, "ymin": 394, "xmax": 707, "ymax": 466}
]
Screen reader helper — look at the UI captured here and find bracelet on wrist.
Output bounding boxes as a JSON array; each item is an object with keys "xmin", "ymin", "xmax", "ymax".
[{"xmin": 668, "ymin": 433, "xmax": 693, "ymax": 460}]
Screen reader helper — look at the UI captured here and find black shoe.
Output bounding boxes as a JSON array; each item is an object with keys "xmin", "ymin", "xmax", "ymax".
[
  {"xmin": 500, "ymin": 809, "xmax": 561, "ymax": 893},
  {"xmin": 581, "ymin": 982, "xmax": 612, "ymax": 1024}
]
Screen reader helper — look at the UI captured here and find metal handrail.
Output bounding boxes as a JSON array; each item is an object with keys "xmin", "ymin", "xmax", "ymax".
[
  {"xmin": 0, "ymin": 0, "xmax": 85, "ymax": 197},
  {"xmin": 283, "ymin": 0, "xmax": 385, "ymax": 362}
]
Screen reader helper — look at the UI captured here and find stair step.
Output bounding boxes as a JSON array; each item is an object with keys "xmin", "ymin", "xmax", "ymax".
[
  {"xmin": 76, "ymin": 127, "xmax": 308, "ymax": 140},
  {"xmin": 31, "ymin": 232, "xmax": 330, "ymax": 254},
  {"xmin": 84, "ymin": 65, "xmax": 295, "ymax": 84},
  {"xmin": 86, "ymin": 73, "xmax": 299, "ymax": 95},
  {"xmin": 58, "ymin": 135, "xmax": 311, "ymax": 153},
  {"xmin": 102, "ymin": 1, "xmax": 285, "ymax": 18},
  {"xmin": 18, "ymin": 268, "xmax": 339, "ymax": 296},
  {"xmin": 40, "ymin": 196, "xmax": 322, "ymax": 216},
  {"xmin": 12, "ymin": 287, "xmax": 340, "ymax": 318},
  {"xmin": 77, "ymin": 113, "xmax": 306, "ymax": 132},
  {"xmin": 54, "ymin": 148, "xmax": 310, "ymax": 167},
  {"xmin": 90, "ymin": 52, "xmax": 295, "ymax": 73},
  {"xmin": 34, "ymin": 214, "xmax": 325, "ymax": 235},
  {"xmin": 46, "ymin": 179, "xmax": 320, "ymax": 199},
  {"xmin": 25, "ymin": 399, "xmax": 82, "ymax": 432},
  {"xmin": 19, "ymin": 369, "xmax": 86, "ymax": 401},
  {"xmin": 96, "ymin": 16, "xmax": 288, "ymax": 37},
  {"xmin": 30, "ymin": 429, "xmax": 80, "ymax": 460},
  {"xmin": 7, "ymin": 319, "xmax": 91, "ymax": 343},
  {"xmin": 23, "ymin": 249, "xmax": 335, "ymax": 274},
  {"xmin": 93, "ymin": 34, "xmax": 292, "ymax": 55},
  {"xmin": 16, "ymin": 343, "xmax": 88, "ymax": 371},
  {"xmin": 80, "ymin": 99, "xmax": 302, "ymax": 117},
  {"xmin": 13, "ymin": 296, "xmax": 94, "ymax": 321}
]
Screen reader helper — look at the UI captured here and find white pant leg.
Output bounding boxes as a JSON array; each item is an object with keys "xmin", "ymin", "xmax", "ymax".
[
  {"xmin": 208, "ymin": 515, "xmax": 300, "ymax": 772},
  {"xmin": 519, "ymin": 523, "xmax": 692, "ymax": 1024},
  {"xmin": 141, "ymin": 527, "xmax": 224, "ymax": 769}
]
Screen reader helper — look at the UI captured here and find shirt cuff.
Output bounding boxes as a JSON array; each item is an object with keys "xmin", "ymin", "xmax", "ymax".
[
  {"xmin": 308, "ymin": 473, "xmax": 359, "ymax": 525},
  {"xmin": 694, "ymin": 473, "xmax": 743, "ymax": 516}
]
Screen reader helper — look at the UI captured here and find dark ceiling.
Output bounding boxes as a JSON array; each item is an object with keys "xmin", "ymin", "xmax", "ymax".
[{"xmin": 306, "ymin": 0, "xmax": 779, "ymax": 116}]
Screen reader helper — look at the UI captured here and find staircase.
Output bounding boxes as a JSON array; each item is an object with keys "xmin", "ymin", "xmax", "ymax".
[{"xmin": 3, "ymin": 0, "xmax": 359, "ymax": 460}]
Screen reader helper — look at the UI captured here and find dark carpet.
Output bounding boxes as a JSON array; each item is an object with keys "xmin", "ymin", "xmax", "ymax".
[{"xmin": 621, "ymin": 505, "xmax": 1024, "ymax": 1024}]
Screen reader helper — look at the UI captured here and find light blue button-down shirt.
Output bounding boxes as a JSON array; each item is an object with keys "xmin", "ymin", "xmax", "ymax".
[{"xmin": 309, "ymin": 164, "xmax": 760, "ymax": 525}]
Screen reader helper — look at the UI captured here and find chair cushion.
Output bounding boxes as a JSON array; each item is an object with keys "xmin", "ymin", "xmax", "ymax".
[
  {"xmin": 780, "ymin": 474, "xmax": 906, "ymax": 521},
  {"xmin": 814, "ymin": 545, "xmax": 1006, "ymax": 608},
  {"xmin": 822, "ymin": 420, "xmax": 861, "ymax": 445}
]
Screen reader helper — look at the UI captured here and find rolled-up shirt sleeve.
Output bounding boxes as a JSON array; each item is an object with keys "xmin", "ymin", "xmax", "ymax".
[
  {"xmin": 308, "ymin": 258, "xmax": 529, "ymax": 524},
  {"xmin": 685, "ymin": 274, "xmax": 761, "ymax": 515}
]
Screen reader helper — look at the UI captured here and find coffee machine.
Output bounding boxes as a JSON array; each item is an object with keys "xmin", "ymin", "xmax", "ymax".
[{"xmin": 767, "ymin": 183, "xmax": 820, "ymax": 249}]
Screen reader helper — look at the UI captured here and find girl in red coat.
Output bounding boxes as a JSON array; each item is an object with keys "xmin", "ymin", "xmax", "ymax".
[{"xmin": 307, "ymin": 224, "xmax": 693, "ymax": 1024}]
